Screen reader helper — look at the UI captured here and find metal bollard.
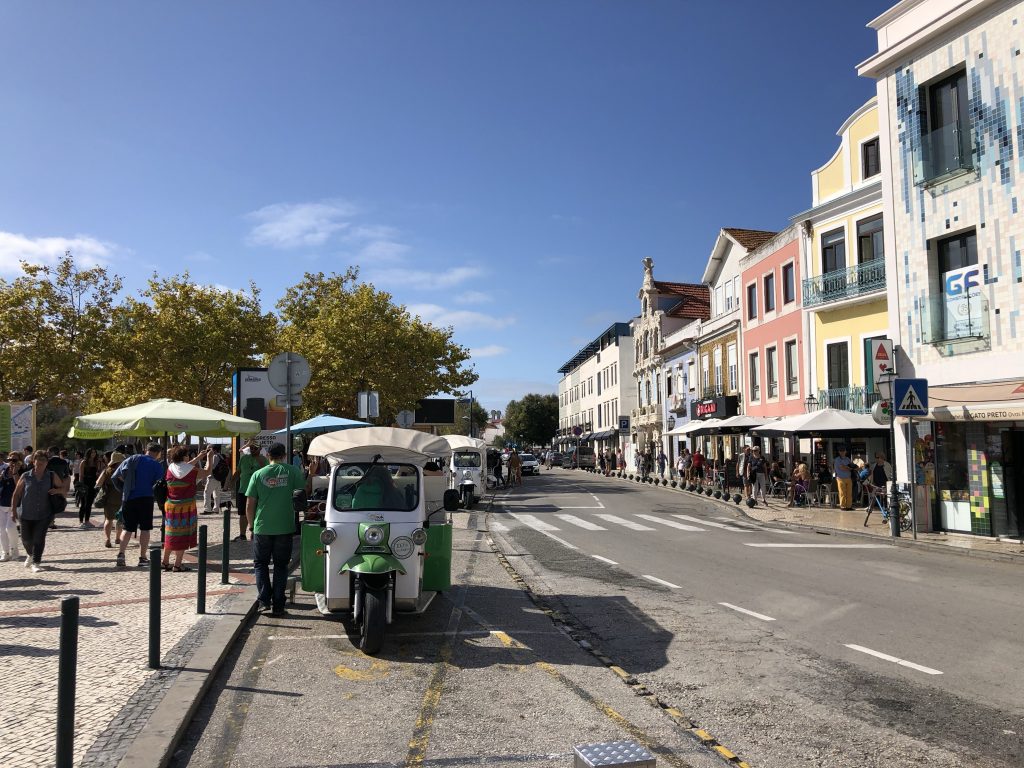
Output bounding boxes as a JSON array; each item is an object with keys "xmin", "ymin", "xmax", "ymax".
[
  {"xmin": 221, "ymin": 505, "xmax": 231, "ymax": 585},
  {"xmin": 56, "ymin": 596, "xmax": 79, "ymax": 768},
  {"xmin": 197, "ymin": 525, "xmax": 207, "ymax": 614},
  {"xmin": 148, "ymin": 545, "xmax": 161, "ymax": 669}
]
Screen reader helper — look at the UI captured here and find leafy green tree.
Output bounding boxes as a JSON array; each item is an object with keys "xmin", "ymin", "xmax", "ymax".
[
  {"xmin": 276, "ymin": 271, "xmax": 476, "ymax": 422},
  {"xmin": 0, "ymin": 251, "xmax": 123, "ymax": 410},
  {"xmin": 93, "ymin": 274, "xmax": 277, "ymax": 411},
  {"xmin": 503, "ymin": 393, "xmax": 558, "ymax": 447}
]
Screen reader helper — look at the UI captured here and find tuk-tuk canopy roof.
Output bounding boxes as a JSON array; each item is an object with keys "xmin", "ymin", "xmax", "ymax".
[
  {"xmin": 441, "ymin": 435, "xmax": 487, "ymax": 451},
  {"xmin": 308, "ymin": 426, "xmax": 452, "ymax": 464}
]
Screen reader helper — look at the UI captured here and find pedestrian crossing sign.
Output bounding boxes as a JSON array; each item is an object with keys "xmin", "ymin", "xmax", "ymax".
[{"xmin": 894, "ymin": 378, "xmax": 928, "ymax": 416}]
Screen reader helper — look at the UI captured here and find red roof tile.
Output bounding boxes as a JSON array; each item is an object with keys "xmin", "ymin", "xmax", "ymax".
[
  {"xmin": 653, "ymin": 281, "xmax": 710, "ymax": 321},
  {"xmin": 723, "ymin": 228, "xmax": 778, "ymax": 251}
]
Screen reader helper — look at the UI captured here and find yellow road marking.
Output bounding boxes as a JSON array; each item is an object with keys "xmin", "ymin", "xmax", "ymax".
[{"xmin": 334, "ymin": 658, "xmax": 390, "ymax": 682}]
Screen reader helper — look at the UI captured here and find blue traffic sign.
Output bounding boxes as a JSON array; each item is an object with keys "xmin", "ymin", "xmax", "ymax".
[{"xmin": 894, "ymin": 378, "xmax": 928, "ymax": 416}]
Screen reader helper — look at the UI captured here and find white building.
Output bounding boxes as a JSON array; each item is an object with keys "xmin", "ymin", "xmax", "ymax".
[
  {"xmin": 858, "ymin": 0, "xmax": 1024, "ymax": 538},
  {"xmin": 556, "ymin": 322, "xmax": 636, "ymax": 464}
]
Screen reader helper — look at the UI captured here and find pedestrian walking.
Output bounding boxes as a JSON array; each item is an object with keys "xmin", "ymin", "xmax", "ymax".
[
  {"xmin": 231, "ymin": 441, "xmax": 266, "ymax": 540},
  {"xmin": 0, "ymin": 452, "xmax": 24, "ymax": 561},
  {"xmin": 95, "ymin": 451, "xmax": 125, "ymax": 548},
  {"xmin": 45, "ymin": 446, "xmax": 72, "ymax": 529},
  {"xmin": 77, "ymin": 448, "xmax": 103, "ymax": 528},
  {"xmin": 507, "ymin": 449, "xmax": 522, "ymax": 487},
  {"xmin": 245, "ymin": 443, "xmax": 308, "ymax": 615},
  {"xmin": 657, "ymin": 449, "xmax": 667, "ymax": 479},
  {"xmin": 748, "ymin": 446, "xmax": 769, "ymax": 505},
  {"xmin": 201, "ymin": 444, "xmax": 226, "ymax": 515},
  {"xmin": 738, "ymin": 446, "xmax": 752, "ymax": 498},
  {"xmin": 598, "ymin": 451, "xmax": 606, "ymax": 475},
  {"xmin": 161, "ymin": 445, "xmax": 211, "ymax": 572},
  {"xmin": 833, "ymin": 446, "xmax": 855, "ymax": 510},
  {"xmin": 112, "ymin": 443, "xmax": 165, "ymax": 568},
  {"xmin": 862, "ymin": 452, "xmax": 894, "ymax": 525},
  {"xmin": 11, "ymin": 451, "xmax": 64, "ymax": 571}
]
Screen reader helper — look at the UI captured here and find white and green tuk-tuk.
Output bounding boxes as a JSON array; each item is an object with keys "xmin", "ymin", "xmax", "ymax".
[
  {"xmin": 300, "ymin": 427, "xmax": 459, "ymax": 654},
  {"xmin": 442, "ymin": 434, "xmax": 487, "ymax": 509}
]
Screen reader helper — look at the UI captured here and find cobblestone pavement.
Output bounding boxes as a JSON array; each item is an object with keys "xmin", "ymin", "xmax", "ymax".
[{"xmin": 0, "ymin": 499, "xmax": 257, "ymax": 768}]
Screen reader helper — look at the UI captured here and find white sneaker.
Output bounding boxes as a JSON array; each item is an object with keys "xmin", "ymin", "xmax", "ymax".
[
  {"xmin": 31, "ymin": 563, "xmax": 43, "ymax": 573},
  {"xmin": 24, "ymin": 555, "xmax": 32, "ymax": 568},
  {"xmin": 0, "ymin": 553, "xmax": 8, "ymax": 562}
]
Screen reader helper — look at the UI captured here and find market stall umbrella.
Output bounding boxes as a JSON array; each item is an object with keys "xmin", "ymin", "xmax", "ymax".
[
  {"xmin": 673, "ymin": 418, "xmax": 723, "ymax": 436},
  {"xmin": 749, "ymin": 408, "xmax": 886, "ymax": 438},
  {"xmin": 67, "ymin": 398, "xmax": 261, "ymax": 439},
  {"xmin": 272, "ymin": 413, "xmax": 371, "ymax": 436},
  {"xmin": 705, "ymin": 414, "xmax": 774, "ymax": 434}
]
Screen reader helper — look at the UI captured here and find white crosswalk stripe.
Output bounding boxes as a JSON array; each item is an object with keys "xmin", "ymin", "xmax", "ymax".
[
  {"xmin": 554, "ymin": 514, "xmax": 607, "ymax": 531},
  {"xmin": 595, "ymin": 514, "xmax": 656, "ymax": 531},
  {"xmin": 671, "ymin": 514, "xmax": 746, "ymax": 531},
  {"xmin": 509, "ymin": 513, "xmax": 560, "ymax": 531},
  {"xmin": 634, "ymin": 514, "xmax": 705, "ymax": 531}
]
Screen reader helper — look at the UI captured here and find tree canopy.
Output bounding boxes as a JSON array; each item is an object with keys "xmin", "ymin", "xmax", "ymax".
[
  {"xmin": 276, "ymin": 270, "xmax": 476, "ymax": 423},
  {"xmin": 502, "ymin": 393, "xmax": 558, "ymax": 448}
]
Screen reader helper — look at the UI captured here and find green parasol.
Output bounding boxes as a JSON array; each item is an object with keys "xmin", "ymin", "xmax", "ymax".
[{"xmin": 68, "ymin": 398, "xmax": 261, "ymax": 439}]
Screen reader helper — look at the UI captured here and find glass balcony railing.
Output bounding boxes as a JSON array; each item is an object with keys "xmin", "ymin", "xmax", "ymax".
[
  {"xmin": 810, "ymin": 386, "xmax": 880, "ymax": 414},
  {"xmin": 802, "ymin": 258, "xmax": 886, "ymax": 308},
  {"xmin": 919, "ymin": 291, "xmax": 989, "ymax": 347},
  {"xmin": 912, "ymin": 123, "xmax": 974, "ymax": 186}
]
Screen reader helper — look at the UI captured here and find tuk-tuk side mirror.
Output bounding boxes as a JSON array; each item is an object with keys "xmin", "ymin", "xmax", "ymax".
[
  {"xmin": 442, "ymin": 489, "xmax": 460, "ymax": 512},
  {"xmin": 292, "ymin": 489, "xmax": 308, "ymax": 513}
]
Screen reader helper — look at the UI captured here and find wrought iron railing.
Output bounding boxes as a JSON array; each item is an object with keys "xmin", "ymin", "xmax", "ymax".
[
  {"xmin": 802, "ymin": 259, "xmax": 886, "ymax": 308},
  {"xmin": 810, "ymin": 386, "xmax": 880, "ymax": 414}
]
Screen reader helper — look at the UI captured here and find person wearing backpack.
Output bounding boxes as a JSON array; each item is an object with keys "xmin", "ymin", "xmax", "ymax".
[{"xmin": 202, "ymin": 445, "xmax": 228, "ymax": 515}]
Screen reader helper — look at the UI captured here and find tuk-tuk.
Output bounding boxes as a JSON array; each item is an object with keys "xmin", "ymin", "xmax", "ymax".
[
  {"xmin": 300, "ymin": 427, "xmax": 460, "ymax": 654},
  {"xmin": 442, "ymin": 434, "xmax": 487, "ymax": 509}
]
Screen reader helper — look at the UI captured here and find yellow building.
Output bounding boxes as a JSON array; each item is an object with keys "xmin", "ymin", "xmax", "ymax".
[{"xmin": 792, "ymin": 97, "xmax": 890, "ymax": 415}]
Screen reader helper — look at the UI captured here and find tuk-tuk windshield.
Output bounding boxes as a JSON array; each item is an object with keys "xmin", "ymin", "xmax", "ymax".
[
  {"xmin": 333, "ymin": 463, "xmax": 419, "ymax": 511},
  {"xmin": 453, "ymin": 451, "xmax": 481, "ymax": 468}
]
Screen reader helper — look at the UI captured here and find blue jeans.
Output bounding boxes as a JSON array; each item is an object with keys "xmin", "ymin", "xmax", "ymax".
[{"xmin": 252, "ymin": 533, "xmax": 293, "ymax": 610}]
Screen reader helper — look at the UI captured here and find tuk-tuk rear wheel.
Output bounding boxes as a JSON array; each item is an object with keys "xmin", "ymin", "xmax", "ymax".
[{"xmin": 360, "ymin": 588, "xmax": 386, "ymax": 655}]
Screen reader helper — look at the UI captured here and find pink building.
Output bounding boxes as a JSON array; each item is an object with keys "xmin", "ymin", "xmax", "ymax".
[{"xmin": 740, "ymin": 225, "xmax": 806, "ymax": 419}]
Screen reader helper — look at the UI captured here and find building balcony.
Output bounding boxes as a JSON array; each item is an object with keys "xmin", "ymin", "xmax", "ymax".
[
  {"xmin": 919, "ymin": 291, "xmax": 990, "ymax": 354},
  {"xmin": 802, "ymin": 259, "xmax": 886, "ymax": 308},
  {"xmin": 810, "ymin": 386, "xmax": 880, "ymax": 414},
  {"xmin": 912, "ymin": 123, "xmax": 974, "ymax": 187}
]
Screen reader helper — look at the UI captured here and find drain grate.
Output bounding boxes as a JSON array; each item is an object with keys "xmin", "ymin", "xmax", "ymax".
[{"xmin": 573, "ymin": 739, "xmax": 655, "ymax": 767}]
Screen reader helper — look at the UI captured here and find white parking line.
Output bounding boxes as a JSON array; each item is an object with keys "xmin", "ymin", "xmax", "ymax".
[
  {"xmin": 641, "ymin": 574, "xmax": 681, "ymax": 589},
  {"xmin": 718, "ymin": 602, "xmax": 776, "ymax": 622},
  {"xmin": 596, "ymin": 514, "xmax": 656, "ymax": 531},
  {"xmin": 635, "ymin": 514, "xmax": 704, "ymax": 531},
  {"xmin": 672, "ymin": 514, "xmax": 745, "ymax": 531},
  {"xmin": 555, "ymin": 514, "xmax": 607, "ymax": 530},
  {"xmin": 845, "ymin": 644, "xmax": 943, "ymax": 675},
  {"xmin": 592, "ymin": 554, "xmax": 618, "ymax": 565},
  {"xmin": 743, "ymin": 543, "xmax": 890, "ymax": 549}
]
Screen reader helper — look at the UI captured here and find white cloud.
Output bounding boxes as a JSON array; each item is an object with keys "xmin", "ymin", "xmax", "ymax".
[
  {"xmin": 0, "ymin": 231, "xmax": 116, "ymax": 275},
  {"xmin": 245, "ymin": 199, "xmax": 358, "ymax": 249},
  {"xmin": 369, "ymin": 265, "xmax": 483, "ymax": 291},
  {"xmin": 408, "ymin": 303, "xmax": 516, "ymax": 330},
  {"xmin": 455, "ymin": 290, "xmax": 491, "ymax": 305},
  {"xmin": 470, "ymin": 345, "xmax": 507, "ymax": 358},
  {"xmin": 358, "ymin": 240, "xmax": 410, "ymax": 263}
]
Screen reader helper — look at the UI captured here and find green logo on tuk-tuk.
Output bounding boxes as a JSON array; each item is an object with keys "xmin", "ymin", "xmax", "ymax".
[{"xmin": 356, "ymin": 522, "xmax": 392, "ymax": 555}]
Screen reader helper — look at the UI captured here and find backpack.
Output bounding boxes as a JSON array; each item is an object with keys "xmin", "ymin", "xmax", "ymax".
[{"xmin": 211, "ymin": 455, "xmax": 229, "ymax": 483}]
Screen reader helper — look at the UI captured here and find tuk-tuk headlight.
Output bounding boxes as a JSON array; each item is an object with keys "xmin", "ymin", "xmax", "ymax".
[
  {"xmin": 411, "ymin": 528, "xmax": 427, "ymax": 545},
  {"xmin": 363, "ymin": 525, "xmax": 385, "ymax": 546},
  {"xmin": 319, "ymin": 528, "xmax": 337, "ymax": 545}
]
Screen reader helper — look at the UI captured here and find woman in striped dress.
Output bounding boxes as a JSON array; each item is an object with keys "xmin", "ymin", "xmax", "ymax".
[{"xmin": 161, "ymin": 445, "xmax": 212, "ymax": 572}]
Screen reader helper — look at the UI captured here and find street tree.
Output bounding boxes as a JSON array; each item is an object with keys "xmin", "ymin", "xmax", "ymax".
[
  {"xmin": 0, "ymin": 251, "xmax": 123, "ymax": 411},
  {"xmin": 502, "ymin": 393, "xmax": 558, "ymax": 448},
  {"xmin": 93, "ymin": 274, "xmax": 277, "ymax": 411},
  {"xmin": 276, "ymin": 270, "xmax": 476, "ymax": 422}
]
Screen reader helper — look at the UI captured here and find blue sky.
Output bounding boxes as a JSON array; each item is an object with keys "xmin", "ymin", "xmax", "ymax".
[{"xmin": 0, "ymin": 1, "xmax": 893, "ymax": 414}]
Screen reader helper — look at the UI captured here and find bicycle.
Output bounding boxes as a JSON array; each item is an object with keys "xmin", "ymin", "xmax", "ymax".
[{"xmin": 863, "ymin": 483, "xmax": 912, "ymax": 531}]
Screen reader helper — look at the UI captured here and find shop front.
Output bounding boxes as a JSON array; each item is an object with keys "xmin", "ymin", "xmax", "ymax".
[
  {"xmin": 923, "ymin": 381, "xmax": 1024, "ymax": 538},
  {"xmin": 689, "ymin": 396, "xmax": 740, "ymax": 462}
]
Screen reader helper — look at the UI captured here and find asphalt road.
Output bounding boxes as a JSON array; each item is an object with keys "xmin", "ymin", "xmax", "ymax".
[{"xmin": 488, "ymin": 469, "xmax": 1024, "ymax": 767}]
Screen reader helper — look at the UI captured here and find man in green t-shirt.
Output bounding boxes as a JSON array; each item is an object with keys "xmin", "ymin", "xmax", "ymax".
[
  {"xmin": 245, "ymin": 442, "xmax": 308, "ymax": 615},
  {"xmin": 228, "ymin": 442, "xmax": 266, "ymax": 541}
]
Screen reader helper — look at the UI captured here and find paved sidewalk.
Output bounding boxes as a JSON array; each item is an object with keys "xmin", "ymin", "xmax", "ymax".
[
  {"xmin": 570, "ymin": 468, "xmax": 1024, "ymax": 562},
  {"xmin": 0, "ymin": 500, "xmax": 258, "ymax": 768}
]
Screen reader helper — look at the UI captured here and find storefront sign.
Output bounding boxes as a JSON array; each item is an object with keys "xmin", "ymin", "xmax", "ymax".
[
  {"xmin": 690, "ymin": 395, "xmax": 740, "ymax": 421},
  {"xmin": 943, "ymin": 266, "xmax": 984, "ymax": 339},
  {"xmin": 696, "ymin": 401, "xmax": 718, "ymax": 417}
]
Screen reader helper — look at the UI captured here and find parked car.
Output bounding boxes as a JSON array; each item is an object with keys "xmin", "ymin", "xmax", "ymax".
[
  {"xmin": 563, "ymin": 447, "xmax": 596, "ymax": 470},
  {"xmin": 519, "ymin": 453, "xmax": 540, "ymax": 475},
  {"xmin": 549, "ymin": 452, "xmax": 563, "ymax": 467}
]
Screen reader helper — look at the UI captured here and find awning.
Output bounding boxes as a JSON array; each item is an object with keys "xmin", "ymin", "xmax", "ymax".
[
  {"xmin": 750, "ymin": 408, "xmax": 886, "ymax": 437},
  {"xmin": 590, "ymin": 429, "xmax": 615, "ymax": 440},
  {"xmin": 664, "ymin": 421, "xmax": 693, "ymax": 436},
  {"xmin": 926, "ymin": 379, "xmax": 1024, "ymax": 422},
  {"xmin": 712, "ymin": 414, "xmax": 774, "ymax": 433},
  {"xmin": 676, "ymin": 418, "xmax": 723, "ymax": 435}
]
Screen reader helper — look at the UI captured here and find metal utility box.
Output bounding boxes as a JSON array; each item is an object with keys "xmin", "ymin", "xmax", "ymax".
[{"xmin": 573, "ymin": 740, "xmax": 655, "ymax": 767}]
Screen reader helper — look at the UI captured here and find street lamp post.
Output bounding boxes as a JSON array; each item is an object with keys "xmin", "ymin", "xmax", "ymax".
[
  {"xmin": 804, "ymin": 394, "xmax": 818, "ymax": 413},
  {"xmin": 876, "ymin": 371, "xmax": 901, "ymax": 538}
]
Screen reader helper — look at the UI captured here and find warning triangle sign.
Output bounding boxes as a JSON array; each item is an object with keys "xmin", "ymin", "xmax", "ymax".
[
  {"xmin": 1013, "ymin": 383, "xmax": 1024, "ymax": 395},
  {"xmin": 874, "ymin": 345, "xmax": 890, "ymax": 361},
  {"xmin": 898, "ymin": 383, "xmax": 925, "ymax": 413}
]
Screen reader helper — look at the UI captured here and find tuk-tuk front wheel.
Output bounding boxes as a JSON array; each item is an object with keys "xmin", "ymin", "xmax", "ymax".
[
  {"xmin": 461, "ymin": 486, "xmax": 475, "ymax": 510},
  {"xmin": 360, "ymin": 586, "xmax": 387, "ymax": 654}
]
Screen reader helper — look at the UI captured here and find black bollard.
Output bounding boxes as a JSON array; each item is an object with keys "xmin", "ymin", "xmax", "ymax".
[
  {"xmin": 56, "ymin": 596, "xmax": 79, "ymax": 768},
  {"xmin": 148, "ymin": 545, "xmax": 161, "ymax": 669},
  {"xmin": 221, "ymin": 504, "xmax": 230, "ymax": 585},
  {"xmin": 197, "ymin": 524, "xmax": 207, "ymax": 614}
]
